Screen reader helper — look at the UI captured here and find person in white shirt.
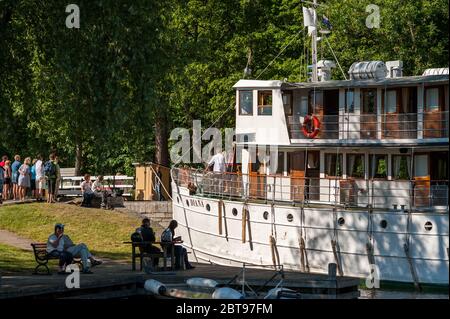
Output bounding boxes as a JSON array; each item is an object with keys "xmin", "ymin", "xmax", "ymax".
[
  {"xmin": 46, "ymin": 223, "xmax": 73, "ymax": 274},
  {"xmin": 80, "ymin": 174, "xmax": 94, "ymax": 207},
  {"xmin": 205, "ymin": 150, "xmax": 226, "ymax": 194},
  {"xmin": 92, "ymin": 175, "xmax": 111, "ymax": 209},
  {"xmin": 207, "ymin": 151, "xmax": 226, "ymax": 173},
  {"xmin": 34, "ymin": 155, "xmax": 44, "ymax": 202}
]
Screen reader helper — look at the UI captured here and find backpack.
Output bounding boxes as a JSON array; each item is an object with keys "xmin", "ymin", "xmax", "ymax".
[
  {"xmin": 130, "ymin": 231, "xmax": 143, "ymax": 243},
  {"xmin": 44, "ymin": 160, "xmax": 56, "ymax": 178}
]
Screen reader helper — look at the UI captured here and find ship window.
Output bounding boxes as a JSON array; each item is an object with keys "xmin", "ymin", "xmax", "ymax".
[
  {"xmin": 325, "ymin": 153, "xmax": 343, "ymax": 177},
  {"xmin": 258, "ymin": 90, "xmax": 272, "ymax": 115},
  {"xmin": 369, "ymin": 154, "xmax": 387, "ymax": 179},
  {"xmin": 239, "ymin": 90, "xmax": 253, "ymax": 115},
  {"xmin": 392, "ymin": 155, "xmax": 411, "ymax": 180},
  {"xmin": 347, "ymin": 154, "xmax": 365, "ymax": 179},
  {"xmin": 361, "ymin": 89, "xmax": 377, "ymax": 113},
  {"xmin": 345, "ymin": 89, "xmax": 354, "ymax": 113},
  {"xmin": 385, "ymin": 90, "xmax": 397, "ymax": 113},
  {"xmin": 282, "ymin": 91, "xmax": 293, "ymax": 115},
  {"xmin": 425, "ymin": 88, "xmax": 440, "ymax": 111}
]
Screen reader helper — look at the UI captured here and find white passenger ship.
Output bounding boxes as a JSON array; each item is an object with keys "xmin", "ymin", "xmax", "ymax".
[{"xmin": 170, "ymin": 3, "xmax": 449, "ymax": 286}]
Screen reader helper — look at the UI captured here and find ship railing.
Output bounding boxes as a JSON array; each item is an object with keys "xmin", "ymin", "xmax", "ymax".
[
  {"xmin": 171, "ymin": 167, "xmax": 449, "ymax": 210},
  {"xmin": 287, "ymin": 111, "xmax": 449, "ymax": 140}
]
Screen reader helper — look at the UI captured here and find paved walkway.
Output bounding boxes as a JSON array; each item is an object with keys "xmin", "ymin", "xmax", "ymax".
[{"xmin": 0, "ymin": 229, "xmax": 33, "ymax": 251}]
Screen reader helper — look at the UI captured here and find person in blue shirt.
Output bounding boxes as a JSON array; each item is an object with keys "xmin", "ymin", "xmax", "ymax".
[
  {"xmin": 30, "ymin": 159, "xmax": 37, "ymax": 199},
  {"xmin": 11, "ymin": 155, "xmax": 21, "ymax": 201}
]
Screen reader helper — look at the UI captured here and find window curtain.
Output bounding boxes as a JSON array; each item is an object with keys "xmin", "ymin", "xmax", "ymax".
[
  {"xmin": 326, "ymin": 155, "xmax": 333, "ymax": 176},
  {"xmin": 370, "ymin": 154, "xmax": 376, "ymax": 178},
  {"xmin": 393, "ymin": 156, "xmax": 401, "ymax": 179},
  {"xmin": 402, "ymin": 88, "xmax": 409, "ymax": 113},
  {"xmin": 406, "ymin": 156, "xmax": 412, "ymax": 179},
  {"xmin": 348, "ymin": 155, "xmax": 356, "ymax": 177}
]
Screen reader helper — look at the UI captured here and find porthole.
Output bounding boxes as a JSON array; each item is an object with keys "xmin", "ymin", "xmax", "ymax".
[
  {"xmin": 263, "ymin": 211, "xmax": 269, "ymax": 220},
  {"xmin": 232, "ymin": 208, "xmax": 238, "ymax": 216},
  {"xmin": 338, "ymin": 217, "xmax": 345, "ymax": 226},
  {"xmin": 206, "ymin": 204, "xmax": 211, "ymax": 211},
  {"xmin": 425, "ymin": 221, "xmax": 433, "ymax": 232},
  {"xmin": 380, "ymin": 220, "xmax": 388, "ymax": 229},
  {"xmin": 287, "ymin": 214, "xmax": 294, "ymax": 222},
  {"xmin": 186, "ymin": 200, "xmax": 190, "ymax": 207}
]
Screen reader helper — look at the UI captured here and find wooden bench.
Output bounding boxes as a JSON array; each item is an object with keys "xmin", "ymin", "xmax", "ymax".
[
  {"xmin": 31, "ymin": 243, "xmax": 81, "ymax": 275},
  {"xmin": 123, "ymin": 241, "xmax": 175, "ymax": 272}
]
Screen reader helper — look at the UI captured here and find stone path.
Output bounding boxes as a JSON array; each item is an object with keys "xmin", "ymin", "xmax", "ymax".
[{"xmin": 0, "ymin": 229, "xmax": 33, "ymax": 251}]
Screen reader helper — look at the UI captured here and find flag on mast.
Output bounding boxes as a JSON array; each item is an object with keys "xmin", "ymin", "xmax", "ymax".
[
  {"xmin": 322, "ymin": 15, "xmax": 332, "ymax": 30},
  {"xmin": 302, "ymin": 7, "xmax": 316, "ymax": 27}
]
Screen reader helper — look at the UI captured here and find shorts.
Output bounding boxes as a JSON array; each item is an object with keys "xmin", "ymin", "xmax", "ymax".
[
  {"xmin": 12, "ymin": 172, "xmax": 19, "ymax": 184},
  {"xmin": 30, "ymin": 179, "xmax": 36, "ymax": 191},
  {"xmin": 47, "ymin": 178, "xmax": 57, "ymax": 195},
  {"xmin": 4, "ymin": 177, "xmax": 11, "ymax": 185},
  {"xmin": 36, "ymin": 177, "xmax": 46, "ymax": 190}
]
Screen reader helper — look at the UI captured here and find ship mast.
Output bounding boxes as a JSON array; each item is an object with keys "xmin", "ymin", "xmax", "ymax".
[{"xmin": 311, "ymin": 0, "xmax": 318, "ymax": 82}]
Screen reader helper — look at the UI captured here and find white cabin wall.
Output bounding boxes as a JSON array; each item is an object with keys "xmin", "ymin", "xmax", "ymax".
[{"xmin": 235, "ymin": 88, "xmax": 291, "ymax": 146}]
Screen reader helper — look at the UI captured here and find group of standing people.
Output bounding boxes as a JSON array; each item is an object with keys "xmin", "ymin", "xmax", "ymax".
[{"xmin": 0, "ymin": 153, "xmax": 61, "ymax": 203}]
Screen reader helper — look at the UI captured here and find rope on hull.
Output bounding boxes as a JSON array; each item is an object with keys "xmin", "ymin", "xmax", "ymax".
[
  {"xmin": 299, "ymin": 237, "xmax": 310, "ymax": 273},
  {"xmin": 242, "ymin": 203, "xmax": 248, "ymax": 243},
  {"xmin": 331, "ymin": 207, "xmax": 344, "ymax": 276},
  {"xmin": 270, "ymin": 235, "xmax": 281, "ymax": 268},
  {"xmin": 218, "ymin": 199, "xmax": 223, "ymax": 235}
]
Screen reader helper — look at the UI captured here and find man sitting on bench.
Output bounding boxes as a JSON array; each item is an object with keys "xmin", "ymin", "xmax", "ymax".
[
  {"xmin": 136, "ymin": 218, "xmax": 161, "ymax": 268},
  {"xmin": 161, "ymin": 220, "xmax": 195, "ymax": 270},
  {"xmin": 61, "ymin": 226, "xmax": 103, "ymax": 274},
  {"xmin": 46, "ymin": 223, "xmax": 74, "ymax": 274}
]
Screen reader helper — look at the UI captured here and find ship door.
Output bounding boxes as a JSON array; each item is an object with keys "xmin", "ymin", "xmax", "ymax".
[
  {"xmin": 290, "ymin": 151, "xmax": 305, "ymax": 202},
  {"xmin": 413, "ymin": 154, "xmax": 430, "ymax": 207},
  {"xmin": 305, "ymin": 151, "xmax": 320, "ymax": 200},
  {"xmin": 248, "ymin": 148, "xmax": 267, "ymax": 199}
]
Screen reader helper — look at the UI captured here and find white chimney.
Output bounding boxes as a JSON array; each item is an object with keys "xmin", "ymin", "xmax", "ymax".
[
  {"xmin": 317, "ymin": 60, "xmax": 336, "ymax": 81},
  {"xmin": 386, "ymin": 60, "xmax": 403, "ymax": 78}
]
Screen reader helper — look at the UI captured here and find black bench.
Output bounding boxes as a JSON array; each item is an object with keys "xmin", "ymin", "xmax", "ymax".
[
  {"xmin": 31, "ymin": 243, "xmax": 81, "ymax": 275},
  {"xmin": 123, "ymin": 241, "xmax": 175, "ymax": 272}
]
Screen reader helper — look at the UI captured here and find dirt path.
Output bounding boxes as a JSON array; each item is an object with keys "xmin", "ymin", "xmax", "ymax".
[{"xmin": 0, "ymin": 229, "xmax": 33, "ymax": 251}]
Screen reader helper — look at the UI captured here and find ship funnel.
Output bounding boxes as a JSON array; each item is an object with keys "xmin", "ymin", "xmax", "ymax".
[
  {"xmin": 348, "ymin": 61, "xmax": 387, "ymax": 80},
  {"xmin": 386, "ymin": 60, "xmax": 403, "ymax": 78},
  {"xmin": 317, "ymin": 60, "xmax": 336, "ymax": 81}
]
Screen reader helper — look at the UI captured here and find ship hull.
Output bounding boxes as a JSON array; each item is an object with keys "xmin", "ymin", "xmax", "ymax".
[{"xmin": 172, "ymin": 185, "xmax": 449, "ymax": 286}]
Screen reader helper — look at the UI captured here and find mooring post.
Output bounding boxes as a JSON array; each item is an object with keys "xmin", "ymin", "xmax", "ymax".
[{"xmin": 328, "ymin": 263, "xmax": 337, "ymax": 299}]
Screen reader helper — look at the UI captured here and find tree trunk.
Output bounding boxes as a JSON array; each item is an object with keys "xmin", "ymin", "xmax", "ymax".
[
  {"xmin": 154, "ymin": 109, "xmax": 169, "ymax": 167},
  {"xmin": 75, "ymin": 143, "xmax": 82, "ymax": 176}
]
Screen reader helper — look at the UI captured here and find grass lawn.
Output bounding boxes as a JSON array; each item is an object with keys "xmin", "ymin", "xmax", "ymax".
[
  {"xmin": 0, "ymin": 203, "xmax": 161, "ymax": 262},
  {"xmin": 0, "ymin": 243, "xmax": 36, "ymax": 274}
]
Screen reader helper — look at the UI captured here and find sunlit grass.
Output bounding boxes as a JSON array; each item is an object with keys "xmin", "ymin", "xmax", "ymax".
[{"xmin": 0, "ymin": 243, "xmax": 36, "ymax": 273}]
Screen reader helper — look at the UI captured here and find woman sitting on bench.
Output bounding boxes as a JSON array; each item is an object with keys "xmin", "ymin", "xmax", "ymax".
[{"xmin": 161, "ymin": 220, "xmax": 195, "ymax": 270}]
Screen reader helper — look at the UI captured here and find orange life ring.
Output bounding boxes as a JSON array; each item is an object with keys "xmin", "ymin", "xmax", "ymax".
[{"xmin": 302, "ymin": 115, "xmax": 321, "ymax": 138}]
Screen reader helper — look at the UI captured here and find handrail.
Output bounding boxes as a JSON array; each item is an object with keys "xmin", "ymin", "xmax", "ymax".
[
  {"xmin": 171, "ymin": 167, "xmax": 449, "ymax": 210},
  {"xmin": 287, "ymin": 111, "xmax": 449, "ymax": 139}
]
